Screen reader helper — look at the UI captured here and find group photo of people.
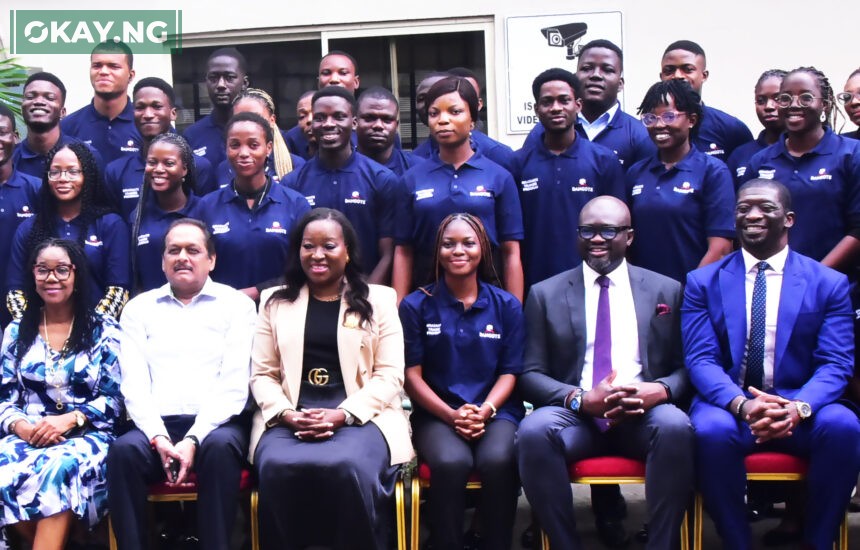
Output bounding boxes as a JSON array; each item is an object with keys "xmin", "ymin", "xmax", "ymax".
[{"xmin": 0, "ymin": 11, "xmax": 859, "ymax": 550}]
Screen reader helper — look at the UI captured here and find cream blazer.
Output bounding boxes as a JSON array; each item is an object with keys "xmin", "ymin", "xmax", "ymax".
[{"xmin": 249, "ymin": 283, "xmax": 414, "ymax": 465}]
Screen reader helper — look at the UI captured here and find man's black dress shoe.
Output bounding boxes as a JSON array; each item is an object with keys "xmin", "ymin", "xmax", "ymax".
[{"xmin": 595, "ymin": 518, "xmax": 630, "ymax": 548}]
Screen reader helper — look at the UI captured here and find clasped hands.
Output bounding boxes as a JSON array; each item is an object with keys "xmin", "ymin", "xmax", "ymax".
[
  {"xmin": 449, "ymin": 403, "xmax": 492, "ymax": 441},
  {"xmin": 581, "ymin": 371, "xmax": 669, "ymax": 427},
  {"xmin": 282, "ymin": 408, "xmax": 346, "ymax": 441},
  {"xmin": 13, "ymin": 413, "xmax": 78, "ymax": 448},
  {"xmin": 739, "ymin": 387, "xmax": 799, "ymax": 444},
  {"xmin": 152, "ymin": 436, "xmax": 197, "ymax": 488}
]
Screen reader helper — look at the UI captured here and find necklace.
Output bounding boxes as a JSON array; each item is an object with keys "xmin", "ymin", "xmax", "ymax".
[
  {"xmin": 42, "ymin": 309, "xmax": 74, "ymax": 410},
  {"xmin": 312, "ymin": 293, "xmax": 342, "ymax": 302},
  {"xmin": 233, "ymin": 176, "xmax": 271, "ymax": 209}
]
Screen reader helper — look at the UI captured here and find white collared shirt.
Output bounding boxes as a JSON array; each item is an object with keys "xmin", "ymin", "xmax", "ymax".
[
  {"xmin": 581, "ymin": 259, "xmax": 642, "ymax": 390},
  {"xmin": 577, "ymin": 102, "xmax": 620, "ymax": 141},
  {"xmin": 740, "ymin": 246, "xmax": 788, "ymax": 390},
  {"xmin": 119, "ymin": 278, "xmax": 257, "ymax": 442}
]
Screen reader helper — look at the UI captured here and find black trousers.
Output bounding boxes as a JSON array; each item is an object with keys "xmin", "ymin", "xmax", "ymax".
[
  {"xmin": 413, "ymin": 415, "xmax": 519, "ymax": 550},
  {"xmin": 105, "ymin": 414, "xmax": 249, "ymax": 550}
]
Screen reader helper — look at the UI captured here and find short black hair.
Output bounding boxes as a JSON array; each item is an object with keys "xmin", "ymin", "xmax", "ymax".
[
  {"xmin": 663, "ymin": 40, "xmax": 706, "ymax": 60},
  {"xmin": 738, "ymin": 178, "xmax": 792, "ymax": 211},
  {"xmin": 208, "ymin": 47, "xmax": 248, "ymax": 74},
  {"xmin": 226, "ymin": 111, "xmax": 274, "ymax": 143},
  {"xmin": 424, "ymin": 76, "xmax": 480, "ymax": 122},
  {"xmin": 637, "ymin": 79, "xmax": 703, "ymax": 133},
  {"xmin": 0, "ymin": 103, "xmax": 16, "ymax": 130},
  {"xmin": 531, "ymin": 68, "xmax": 582, "ymax": 102},
  {"xmin": 312, "ymin": 86, "xmax": 357, "ymax": 115},
  {"xmin": 92, "ymin": 40, "xmax": 133, "ymax": 69},
  {"xmin": 164, "ymin": 218, "xmax": 216, "ymax": 257},
  {"xmin": 579, "ymin": 39, "xmax": 624, "ymax": 68},
  {"xmin": 25, "ymin": 72, "xmax": 67, "ymax": 103},
  {"xmin": 447, "ymin": 67, "xmax": 481, "ymax": 92},
  {"xmin": 133, "ymin": 77, "xmax": 176, "ymax": 106},
  {"xmin": 321, "ymin": 50, "xmax": 359, "ymax": 74},
  {"xmin": 357, "ymin": 86, "xmax": 398, "ymax": 112}
]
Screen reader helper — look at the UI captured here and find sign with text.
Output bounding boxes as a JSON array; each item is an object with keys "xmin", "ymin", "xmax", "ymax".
[{"xmin": 505, "ymin": 12, "xmax": 623, "ymax": 134}]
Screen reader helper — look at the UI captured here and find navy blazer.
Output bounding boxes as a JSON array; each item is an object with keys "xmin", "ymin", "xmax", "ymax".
[
  {"xmin": 681, "ymin": 249, "xmax": 853, "ymax": 411},
  {"xmin": 519, "ymin": 263, "xmax": 687, "ymax": 408}
]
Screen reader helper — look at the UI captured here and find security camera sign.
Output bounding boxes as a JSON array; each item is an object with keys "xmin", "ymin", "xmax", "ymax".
[{"xmin": 505, "ymin": 12, "xmax": 623, "ymax": 134}]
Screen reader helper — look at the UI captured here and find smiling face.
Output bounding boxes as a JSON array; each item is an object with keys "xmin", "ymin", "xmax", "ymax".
[
  {"xmin": 779, "ymin": 71, "xmax": 826, "ymax": 136},
  {"xmin": 48, "ymin": 147, "xmax": 85, "ymax": 205},
  {"xmin": 428, "ymin": 91, "xmax": 473, "ymax": 149},
  {"xmin": 356, "ymin": 97, "xmax": 399, "ymax": 154},
  {"xmin": 90, "ymin": 53, "xmax": 134, "ymax": 99},
  {"xmin": 226, "ymin": 120, "xmax": 272, "ymax": 179},
  {"xmin": 300, "ymin": 218, "xmax": 349, "ymax": 296},
  {"xmin": 577, "ymin": 196, "xmax": 633, "ymax": 275},
  {"xmin": 318, "ymin": 54, "xmax": 360, "ymax": 93},
  {"xmin": 535, "ymin": 80, "xmax": 581, "ymax": 133},
  {"xmin": 206, "ymin": 56, "xmax": 247, "ymax": 109},
  {"xmin": 735, "ymin": 184, "xmax": 794, "ymax": 259},
  {"xmin": 439, "ymin": 218, "xmax": 481, "ymax": 280},
  {"xmin": 22, "ymin": 79, "xmax": 65, "ymax": 133},
  {"xmin": 33, "ymin": 245, "xmax": 76, "ymax": 307},
  {"xmin": 754, "ymin": 76, "xmax": 784, "ymax": 132},
  {"xmin": 577, "ymin": 47, "xmax": 624, "ymax": 112},
  {"xmin": 645, "ymin": 95, "xmax": 696, "ymax": 154},
  {"xmin": 134, "ymin": 86, "xmax": 176, "ymax": 139},
  {"xmin": 312, "ymin": 95, "xmax": 355, "ymax": 152},
  {"xmin": 145, "ymin": 141, "xmax": 187, "ymax": 194},
  {"xmin": 162, "ymin": 223, "xmax": 215, "ymax": 299},
  {"xmin": 660, "ymin": 49, "xmax": 708, "ymax": 94}
]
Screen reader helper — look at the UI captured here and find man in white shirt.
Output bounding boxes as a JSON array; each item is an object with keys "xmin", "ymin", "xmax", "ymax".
[
  {"xmin": 517, "ymin": 196, "xmax": 693, "ymax": 550},
  {"xmin": 107, "ymin": 218, "xmax": 256, "ymax": 550}
]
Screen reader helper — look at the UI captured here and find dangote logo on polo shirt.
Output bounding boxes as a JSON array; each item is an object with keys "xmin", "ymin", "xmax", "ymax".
[
  {"xmin": 631, "ymin": 184, "xmax": 643, "ymax": 196},
  {"xmin": 120, "ymin": 139, "xmax": 139, "ymax": 153},
  {"xmin": 193, "ymin": 146, "xmax": 207, "ymax": 157},
  {"xmin": 212, "ymin": 222, "xmax": 230, "ymax": 235},
  {"xmin": 123, "ymin": 187, "xmax": 140, "ymax": 199},
  {"xmin": 571, "ymin": 178, "xmax": 593, "ymax": 193},
  {"xmin": 85, "ymin": 235, "xmax": 103, "ymax": 247},
  {"xmin": 757, "ymin": 169, "xmax": 776, "ymax": 180},
  {"xmin": 265, "ymin": 221, "xmax": 286, "ymax": 234},
  {"xmin": 736, "ymin": 166, "xmax": 747, "ymax": 178},
  {"xmin": 479, "ymin": 324, "xmax": 501, "ymax": 339},
  {"xmin": 137, "ymin": 233, "xmax": 150, "ymax": 246},
  {"xmin": 304, "ymin": 195, "xmax": 316, "ymax": 207},
  {"xmin": 520, "ymin": 178, "xmax": 539, "ymax": 192},
  {"xmin": 470, "ymin": 185, "xmax": 492, "ymax": 198},
  {"xmin": 705, "ymin": 143, "xmax": 725, "ymax": 156},
  {"xmin": 673, "ymin": 181, "xmax": 695, "ymax": 194},
  {"xmin": 426, "ymin": 323, "xmax": 441, "ymax": 336},
  {"xmin": 344, "ymin": 190, "xmax": 367, "ymax": 205},
  {"xmin": 16, "ymin": 205, "xmax": 33, "ymax": 218},
  {"xmin": 810, "ymin": 168, "xmax": 832, "ymax": 181},
  {"xmin": 415, "ymin": 189, "xmax": 434, "ymax": 201}
]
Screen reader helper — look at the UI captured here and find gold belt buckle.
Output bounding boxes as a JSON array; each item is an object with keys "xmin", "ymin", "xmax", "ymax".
[{"xmin": 308, "ymin": 368, "xmax": 329, "ymax": 386}]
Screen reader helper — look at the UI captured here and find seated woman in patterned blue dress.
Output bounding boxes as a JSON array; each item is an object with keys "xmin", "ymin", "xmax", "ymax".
[{"xmin": 0, "ymin": 238, "xmax": 122, "ymax": 550}]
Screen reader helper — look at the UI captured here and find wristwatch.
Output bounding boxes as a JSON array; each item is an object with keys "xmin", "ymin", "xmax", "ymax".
[
  {"xmin": 73, "ymin": 410, "xmax": 86, "ymax": 428},
  {"xmin": 342, "ymin": 410, "xmax": 356, "ymax": 426},
  {"xmin": 794, "ymin": 401, "xmax": 812, "ymax": 421},
  {"xmin": 568, "ymin": 388, "xmax": 584, "ymax": 413}
]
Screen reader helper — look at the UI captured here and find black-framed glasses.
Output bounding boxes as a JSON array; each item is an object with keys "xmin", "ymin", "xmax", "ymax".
[
  {"xmin": 47, "ymin": 168, "xmax": 83, "ymax": 181},
  {"xmin": 836, "ymin": 92, "xmax": 859, "ymax": 105},
  {"xmin": 641, "ymin": 111, "xmax": 686, "ymax": 127},
  {"xmin": 33, "ymin": 264, "xmax": 75, "ymax": 281},
  {"xmin": 577, "ymin": 225, "xmax": 631, "ymax": 240},
  {"xmin": 775, "ymin": 93, "xmax": 823, "ymax": 108}
]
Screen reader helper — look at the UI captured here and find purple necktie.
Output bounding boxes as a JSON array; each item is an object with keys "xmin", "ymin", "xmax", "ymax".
[{"xmin": 593, "ymin": 275, "xmax": 612, "ymax": 431}]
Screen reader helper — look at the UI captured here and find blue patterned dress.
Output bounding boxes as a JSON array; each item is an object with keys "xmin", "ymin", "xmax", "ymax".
[{"xmin": 0, "ymin": 316, "xmax": 122, "ymax": 547}]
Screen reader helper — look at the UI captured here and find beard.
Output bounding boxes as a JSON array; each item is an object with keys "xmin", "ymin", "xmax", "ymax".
[
  {"xmin": 25, "ymin": 118, "xmax": 60, "ymax": 134},
  {"xmin": 95, "ymin": 89, "xmax": 125, "ymax": 101}
]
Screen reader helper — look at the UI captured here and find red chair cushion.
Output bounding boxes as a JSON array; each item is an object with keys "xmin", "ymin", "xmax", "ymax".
[
  {"xmin": 568, "ymin": 456, "xmax": 646, "ymax": 479},
  {"xmin": 744, "ymin": 452, "xmax": 808, "ymax": 475},
  {"xmin": 147, "ymin": 469, "xmax": 253, "ymax": 496},
  {"xmin": 417, "ymin": 462, "xmax": 482, "ymax": 483}
]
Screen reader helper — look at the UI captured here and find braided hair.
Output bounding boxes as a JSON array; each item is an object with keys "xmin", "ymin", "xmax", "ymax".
[
  {"xmin": 785, "ymin": 66, "xmax": 835, "ymax": 128},
  {"xmin": 27, "ymin": 143, "xmax": 111, "ymax": 254},
  {"xmin": 233, "ymin": 88, "xmax": 294, "ymax": 179},
  {"xmin": 755, "ymin": 69, "xmax": 787, "ymax": 90}
]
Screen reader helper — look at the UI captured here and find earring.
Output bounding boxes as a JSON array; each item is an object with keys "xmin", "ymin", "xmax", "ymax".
[{"xmin": 820, "ymin": 111, "xmax": 827, "ymax": 123}]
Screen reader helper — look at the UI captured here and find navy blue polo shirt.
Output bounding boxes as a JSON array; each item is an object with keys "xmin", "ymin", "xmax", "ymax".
[
  {"xmin": 743, "ymin": 129, "xmax": 860, "ymax": 261},
  {"xmin": 413, "ymin": 130, "xmax": 517, "ymax": 175},
  {"xmin": 283, "ymin": 151, "xmax": 398, "ymax": 270},
  {"xmin": 8, "ymin": 213, "xmax": 131, "ymax": 307},
  {"xmin": 513, "ymin": 133, "xmax": 626, "ymax": 286},
  {"xmin": 399, "ymin": 280, "xmax": 525, "ymax": 424},
  {"xmin": 381, "ymin": 148, "xmax": 420, "ymax": 177},
  {"xmin": 183, "ymin": 113, "xmax": 227, "ymax": 170},
  {"xmin": 284, "ymin": 125, "xmax": 311, "ymax": 160},
  {"xmin": 131, "ymin": 193, "xmax": 206, "ymax": 293},
  {"xmin": 694, "ymin": 104, "xmax": 753, "ymax": 163},
  {"xmin": 61, "ymin": 99, "xmax": 141, "ymax": 166},
  {"xmin": 394, "ymin": 152, "xmax": 524, "ymax": 260},
  {"xmin": 198, "ymin": 179, "xmax": 311, "ymax": 290},
  {"xmin": 626, "ymin": 148, "xmax": 736, "ymax": 282},
  {"xmin": 0, "ymin": 171, "xmax": 40, "ymax": 325},
  {"xmin": 104, "ymin": 151, "xmax": 216, "ymax": 220},
  {"xmin": 215, "ymin": 153, "xmax": 305, "ymax": 189},
  {"xmin": 726, "ymin": 131, "xmax": 769, "ymax": 189},
  {"xmin": 525, "ymin": 105, "xmax": 656, "ymax": 171},
  {"xmin": 12, "ymin": 134, "xmax": 105, "ymax": 180}
]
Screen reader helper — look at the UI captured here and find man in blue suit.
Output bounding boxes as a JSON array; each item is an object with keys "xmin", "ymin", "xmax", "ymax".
[{"xmin": 682, "ymin": 178, "xmax": 860, "ymax": 550}]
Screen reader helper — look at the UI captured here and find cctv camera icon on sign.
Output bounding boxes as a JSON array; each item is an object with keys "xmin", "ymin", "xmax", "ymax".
[{"xmin": 540, "ymin": 22, "xmax": 588, "ymax": 60}]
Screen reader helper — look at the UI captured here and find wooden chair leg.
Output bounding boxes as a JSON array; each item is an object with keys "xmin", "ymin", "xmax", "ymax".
[
  {"xmin": 108, "ymin": 516, "xmax": 117, "ymax": 550},
  {"xmin": 395, "ymin": 478, "xmax": 406, "ymax": 550},
  {"xmin": 693, "ymin": 493, "xmax": 704, "ymax": 550},
  {"xmin": 410, "ymin": 477, "xmax": 421, "ymax": 550},
  {"xmin": 250, "ymin": 490, "xmax": 259, "ymax": 550}
]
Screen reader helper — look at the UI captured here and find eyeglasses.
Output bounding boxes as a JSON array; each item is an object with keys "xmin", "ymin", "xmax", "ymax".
[
  {"xmin": 47, "ymin": 168, "xmax": 83, "ymax": 181},
  {"xmin": 641, "ymin": 111, "xmax": 686, "ymax": 127},
  {"xmin": 33, "ymin": 264, "xmax": 75, "ymax": 281},
  {"xmin": 775, "ymin": 93, "xmax": 824, "ymax": 108},
  {"xmin": 836, "ymin": 92, "xmax": 859, "ymax": 105},
  {"xmin": 577, "ymin": 225, "xmax": 631, "ymax": 240}
]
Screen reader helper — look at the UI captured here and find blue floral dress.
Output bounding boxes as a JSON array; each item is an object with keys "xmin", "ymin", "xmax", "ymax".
[{"xmin": 0, "ymin": 316, "xmax": 122, "ymax": 547}]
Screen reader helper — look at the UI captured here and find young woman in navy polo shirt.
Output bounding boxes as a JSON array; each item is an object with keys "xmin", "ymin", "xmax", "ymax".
[
  {"xmin": 7, "ymin": 142, "xmax": 130, "ymax": 319},
  {"xmin": 392, "ymin": 77, "xmax": 524, "ymax": 303},
  {"xmin": 400, "ymin": 213, "xmax": 524, "ymax": 550},
  {"xmin": 840, "ymin": 68, "xmax": 860, "ymax": 141},
  {"xmin": 625, "ymin": 80, "xmax": 735, "ymax": 282},
  {"xmin": 130, "ymin": 133, "xmax": 205, "ymax": 293},
  {"xmin": 744, "ymin": 66, "xmax": 860, "ymax": 271}
]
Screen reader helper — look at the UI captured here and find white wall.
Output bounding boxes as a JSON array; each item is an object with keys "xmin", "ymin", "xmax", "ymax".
[{"xmin": 3, "ymin": 0, "xmax": 857, "ymax": 148}]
